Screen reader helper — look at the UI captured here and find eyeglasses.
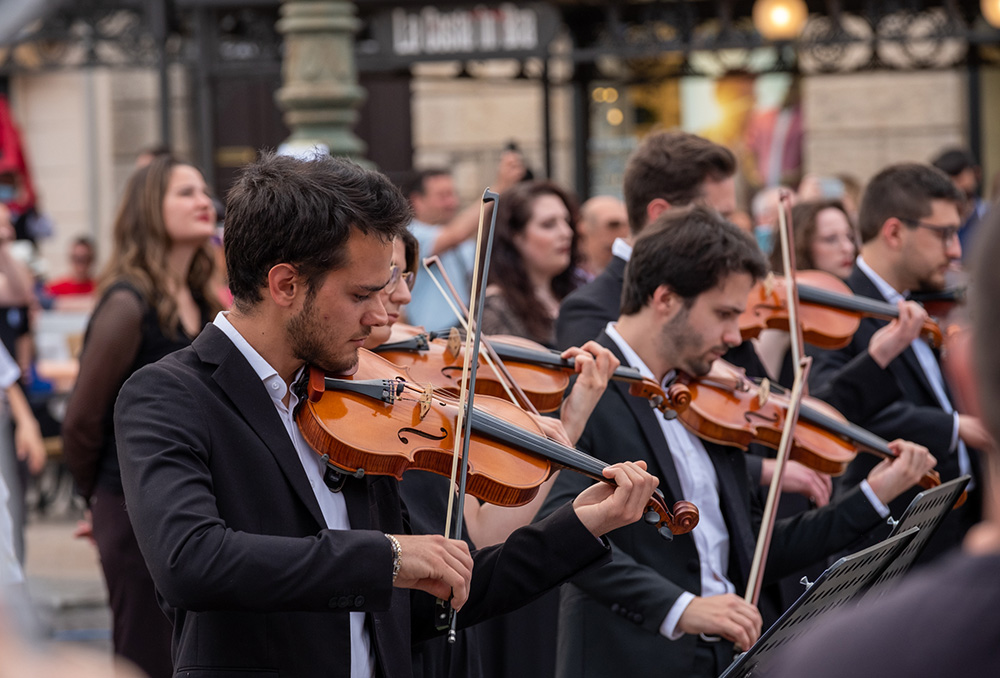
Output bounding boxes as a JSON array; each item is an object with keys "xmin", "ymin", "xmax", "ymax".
[
  {"xmin": 900, "ymin": 218, "xmax": 960, "ymax": 245},
  {"xmin": 386, "ymin": 264, "xmax": 416, "ymax": 293}
]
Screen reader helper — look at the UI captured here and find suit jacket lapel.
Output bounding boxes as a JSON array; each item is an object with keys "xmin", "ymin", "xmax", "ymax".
[
  {"xmin": 193, "ymin": 325, "xmax": 328, "ymax": 529},
  {"xmin": 595, "ymin": 332, "xmax": 685, "ymax": 504}
]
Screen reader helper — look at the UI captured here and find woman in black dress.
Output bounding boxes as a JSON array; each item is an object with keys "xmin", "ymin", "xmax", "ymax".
[{"xmin": 62, "ymin": 155, "xmax": 223, "ymax": 678}]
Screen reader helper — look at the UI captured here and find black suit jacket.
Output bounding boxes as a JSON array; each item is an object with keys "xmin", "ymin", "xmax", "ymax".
[
  {"xmin": 538, "ymin": 331, "xmax": 885, "ymax": 678},
  {"xmin": 809, "ymin": 265, "xmax": 981, "ymax": 557},
  {"xmin": 555, "ymin": 255, "xmax": 627, "ymax": 351},
  {"xmin": 114, "ymin": 324, "xmax": 610, "ymax": 678}
]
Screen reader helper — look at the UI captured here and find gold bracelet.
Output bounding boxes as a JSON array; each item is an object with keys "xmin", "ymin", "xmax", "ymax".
[{"xmin": 384, "ymin": 533, "xmax": 402, "ymax": 583}]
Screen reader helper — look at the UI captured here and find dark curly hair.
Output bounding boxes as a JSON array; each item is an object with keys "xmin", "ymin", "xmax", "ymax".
[{"xmin": 484, "ymin": 180, "xmax": 582, "ymax": 342}]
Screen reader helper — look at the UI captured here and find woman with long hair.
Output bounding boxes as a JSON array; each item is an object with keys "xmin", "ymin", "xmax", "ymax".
[
  {"xmin": 769, "ymin": 198, "xmax": 857, "ymax": 279},
  {"xmin": 480, "ymin": 180, "xmax": 584, "ymax": 347},
  {"xmin": 760, "ymin": 199, "xmax": 859, "ymax": 383},
  {"xmin": 62, "ymin": 155, "xmax": 223, "ymax": 678}
]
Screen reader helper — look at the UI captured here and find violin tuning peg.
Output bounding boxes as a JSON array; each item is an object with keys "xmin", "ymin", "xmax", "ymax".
[
  {"xmin": 643, "ymin": 509, "xmax": 659, "ymax": 525},
  {"xmin": 661, "ymin": 408, "xmax": 678, "ymax": 421},
  {"xmin": 657, "ymin": 526, "xmax": 674, "ymax": 541}
]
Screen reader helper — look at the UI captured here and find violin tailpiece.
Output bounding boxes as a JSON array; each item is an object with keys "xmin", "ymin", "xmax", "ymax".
[{"xmin": 323, "ymin": 377, "xmax": 405, "ymax": 404}]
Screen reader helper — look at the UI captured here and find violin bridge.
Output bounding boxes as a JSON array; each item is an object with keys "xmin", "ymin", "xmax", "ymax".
[
  {"xmin": 419, "ymin": 385, "xmax": 434, "ymax": 419},
  {"xmin": 446, "ymin": 327, "xmax": 462, "ymax": 359},
  {"xmin": 758, "ymin": 378, "xmax": 771, "ymax": 406}
]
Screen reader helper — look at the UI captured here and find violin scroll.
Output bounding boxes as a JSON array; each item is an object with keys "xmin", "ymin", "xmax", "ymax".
[{"xmin": 642, "ymin": 490, "xmax": 699, "ymax": 540}]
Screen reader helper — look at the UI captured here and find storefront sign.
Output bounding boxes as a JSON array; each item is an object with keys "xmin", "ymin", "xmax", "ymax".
[{"xmin": 364, "ymin": 3, "xmax": 559, "ymax": 66}]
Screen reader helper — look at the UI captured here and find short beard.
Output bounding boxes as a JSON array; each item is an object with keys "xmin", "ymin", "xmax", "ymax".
[
  {"xmin": 286, "ymin": 288, "xmax": 362, "ymax": 374},
  {"xmin": 658, "ymin": 303, "xmax": 713, "ymax": 377}
]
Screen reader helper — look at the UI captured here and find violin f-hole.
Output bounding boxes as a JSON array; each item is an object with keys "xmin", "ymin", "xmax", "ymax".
[{"xmin": 397, "ymin": 427, "xmax": 448, "ymax": 444}]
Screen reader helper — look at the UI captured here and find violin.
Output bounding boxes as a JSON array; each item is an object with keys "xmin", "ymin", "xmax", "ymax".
[
  {"xmin": 374, "ymin": 324, "xmax": 687, "ymax": 416},
  {"xmin": 908, "ymin": 287, "xmax": 965, "ymax": 321},
  {"xmin": 671, "ymin": 360, "xmax": 948, "ymax": 496},
  {"xmin": 741, "ymin": 269, "xmax": 944, "ymax": 349},
  {"xmin": 295, "ymin": 349, "xmax": 700, "ymax": 538}
]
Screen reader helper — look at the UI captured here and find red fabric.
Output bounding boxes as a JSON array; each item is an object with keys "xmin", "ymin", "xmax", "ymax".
[
  {"xmin": 0, "ymin": 94, "xmax": 36, "ymax": 212},
  {"xmin": 45, "ymin": 278, "xmax": 96, "ymax": 296}
]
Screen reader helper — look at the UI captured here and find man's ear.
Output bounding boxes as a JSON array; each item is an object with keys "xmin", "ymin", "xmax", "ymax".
[
  {"xmin": 881, "ymin": 217, "xmax": 907, "ymax": 250},
  {"xmin": 649, "ymin": 284, "xmax": 681, "ymax": 318},
  {"xmin": 267, "ymin": 263, "xmax": 302, "ymax": 308},
  {"xmin": 646, "ymin": 198, "xmax": 672, "ymax": 226}
]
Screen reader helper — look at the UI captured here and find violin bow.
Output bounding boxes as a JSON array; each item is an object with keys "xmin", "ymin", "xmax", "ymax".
[
  {"xmin": 421, "ymin": 254, "xmax": 540, "ymax": 414},
  {"xmin": 437, "ymin": 188, "xmax": 501, "ymax": 642},
  {"xmin": 744, "ymin": 189, "xmax": 812, "ymax": 608}
]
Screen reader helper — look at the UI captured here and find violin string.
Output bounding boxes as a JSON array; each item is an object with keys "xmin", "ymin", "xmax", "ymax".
[{"xmin": 421, "ymin": 260, "xmax": 524, "ymax": 408}]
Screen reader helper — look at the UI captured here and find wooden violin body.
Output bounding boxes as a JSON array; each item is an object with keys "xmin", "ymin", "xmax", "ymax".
[
  {"xmin": 375, "ymin": 324, "xmax": 689, "ymax": 416},
  {"xmin": 296, "ymin": 349, "xmax": 699, "ymax": 537},
  {"xmin": 741, "ymin": 269, "xmax": 944, "ymax": 349},
  {"xmin": 674, "ymin": 360, "xmax": 943, "ymax": 492}
]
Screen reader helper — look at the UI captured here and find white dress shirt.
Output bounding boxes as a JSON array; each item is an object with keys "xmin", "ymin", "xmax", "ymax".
[
  {"xmin": 604, "ymin": 323, "xmax": 734, "ymax": 639},
  {"xmin": 0, "ymin": 342, "xmax": 21, "ymax": 588},
  {"xmin": 214, "ymin": 312, "xmax": 374, "ymax": 678}
]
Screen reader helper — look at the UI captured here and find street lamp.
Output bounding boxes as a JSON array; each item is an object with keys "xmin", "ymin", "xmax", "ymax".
[
  {"xmin": 753, "ymin": 0, "xmax": 809, "ymax": 40},
  {"xmin": 983, "ymin": 0, "xmax": 1000, "ymax": 28}
]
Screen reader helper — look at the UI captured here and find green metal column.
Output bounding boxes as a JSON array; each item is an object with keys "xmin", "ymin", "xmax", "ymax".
[{"xmin": 276, "ymin": 0, "xmax": 366, "ymax": 158}]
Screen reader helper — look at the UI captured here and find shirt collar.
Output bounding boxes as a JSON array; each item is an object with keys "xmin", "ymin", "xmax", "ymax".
[
  {"xmin": 603, "ymin": 321, "xmax": 675, "ymax": 388},
  {"xmin": 213, "ymin": 311, "xmax": 301, "ymax": 404},
  {"xmin": 611, "ymin": 237, "xmax": 633, "ymax": 262},
  {"xmin": 856, "ymin": 254, "xmax": 906, "ymax": 304}
]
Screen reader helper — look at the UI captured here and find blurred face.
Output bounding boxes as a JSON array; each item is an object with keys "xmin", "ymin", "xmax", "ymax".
[
  {"xmin": 70, "ymin": 243, "xmax": 95, "ymax": 280},
  {"xmin": 699, "ymin": 176, "xmax": 737, "ymax": 218},
  {"xmin": 809, "ymin": 208, "xmax": 856, "ymax": 279},
  {"xmin": 898, "ymin": 199, "xmax": 962, "ymax": 293},
  {"xmin": 0, "ymin": 204, "xmax": 12, "ymax": 242},
  {"xmin": 287, "ymin": 231, "xmax": 391, "ymax": 373},
  {"xmin": 580, "ymin": 197, "xmax": 628, "ymax": 274},
  {"xmin": 659, "ymin": 272, "xmax": 751, "ymax": 377},
  {"xmin": 412, "ymin": 174, "xmax": 460, "ymax": 225},
  {"xmin": 162, "ymin": 165, "xmax": 216, "ymax": 246},
  {"xmin": 364, "ymin": 237, "xmax": 412, "ymax": 349},
  {"xmin": 514, "ymin": 194, "xmax": 574, "ymax": 282}
]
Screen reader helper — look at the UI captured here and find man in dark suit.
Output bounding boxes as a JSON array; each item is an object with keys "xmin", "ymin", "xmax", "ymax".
[
  {"xmin": 809, "ymin": 163, "xmax": 991, "ymax": 560},
  {"xmin": 113, "ymin": 153, "xmax": 661, "ymax": 678},
  {"xmin": 771, "ymin": 182, "xmax": 1000, "ymax": 678},
  {"xmin": 556, "ymin": 131, "xmax": 738, "ymax": 352},
  {"xmin": 540, "ymin": 206, "xmax": 936, "ymax": 678}
]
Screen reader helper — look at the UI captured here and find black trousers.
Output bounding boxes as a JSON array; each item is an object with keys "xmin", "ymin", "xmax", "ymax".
[{"xmin": 91, "ymin": 487, "xmax": 173, "ymax": 678}]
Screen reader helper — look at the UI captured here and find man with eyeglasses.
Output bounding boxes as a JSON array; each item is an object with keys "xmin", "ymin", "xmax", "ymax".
[{"xmin": 809, "ymin": 162, "xmax": 991, "ymax": 563}]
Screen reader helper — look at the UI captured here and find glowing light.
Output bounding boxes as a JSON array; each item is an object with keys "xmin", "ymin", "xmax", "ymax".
[
  {"xmin": 983, "ymin": 0, "xmax": 1000, "ymax": 29},
  {"xmin": 753, "ymin": 0, "xmax": 808, "ymax": 41}
]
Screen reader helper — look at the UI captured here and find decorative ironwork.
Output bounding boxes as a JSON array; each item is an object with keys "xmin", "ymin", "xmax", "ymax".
[{"xmin": 0, "ymin": 0, "xmax": 998, "ymax": 77}]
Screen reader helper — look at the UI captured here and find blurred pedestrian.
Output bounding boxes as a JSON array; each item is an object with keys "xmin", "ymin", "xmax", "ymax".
[
  {"xmin": 577, "ymin": 196, "xmax": 628, "ymax": 279},
  {"xmin": 480, "ymin": 180, "xmax": 583, "ymax": 348},
  {"xmin": 61, "ymin": 155, "xmax": 223, "ymax": 678}
]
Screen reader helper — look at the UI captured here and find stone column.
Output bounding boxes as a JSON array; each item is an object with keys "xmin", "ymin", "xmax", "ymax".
[{"xmin": 276, "ymin": 0, "xmax": 366, "ymax": 158}]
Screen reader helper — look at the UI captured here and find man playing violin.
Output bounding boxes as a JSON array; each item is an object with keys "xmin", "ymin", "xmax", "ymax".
[
  {"xmin": 113, "ymin": 152, "xmax": 662, "ymax": 678},
  {"xmin": 556, "ymin": 130, "xmax": 841, "ymax": 511},
  {"xmin": 809, "ymin": 162, "xmax": 992, "ymax": 562},
  {"xmin": 540, "ymin": 205, "xmax": 936, "ymax": 678},
  {"xmin": 770, "ymin": 176, "xmax": 1000, "ymax": 678}
]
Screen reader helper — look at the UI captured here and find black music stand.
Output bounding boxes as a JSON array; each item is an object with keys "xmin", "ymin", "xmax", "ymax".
[
  {"xmin": 861, "ymin": 474, "xmax": 971, "ymax": 599},
  {"xmin": 719, "ymin": 526, "xmax": 919, "ymax": 678}
]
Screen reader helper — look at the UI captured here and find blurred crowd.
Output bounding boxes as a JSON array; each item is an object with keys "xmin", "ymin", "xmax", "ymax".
[{"xmin": 0, "ymin": 96, "xmax": 995, "ymax": 678}]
